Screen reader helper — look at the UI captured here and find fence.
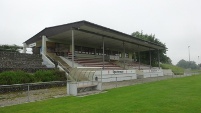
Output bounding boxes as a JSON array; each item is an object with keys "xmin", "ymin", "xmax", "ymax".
[
  {"xmin": 0, "ymin": 73, "xmax": 197, "ymax": 107},
  {"xmin": 101, "ymin": 74, "xmax": 193, "ymax": 90},
  {"xmin": 0, "ymin": 81, "xmax": 67, "ymax": 107}
]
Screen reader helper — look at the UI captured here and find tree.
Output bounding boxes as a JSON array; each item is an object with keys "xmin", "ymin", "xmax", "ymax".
[
  {"xmin": 131, "ymin": 31, "xmax": 171, "ymax": 66},
  {"xmin": 176, "ymin": 59, "xmax": 199, "ymax": 69},
  {"xmin": 0, "ymin": 44, "xmax": 22, "ymax": 52}
]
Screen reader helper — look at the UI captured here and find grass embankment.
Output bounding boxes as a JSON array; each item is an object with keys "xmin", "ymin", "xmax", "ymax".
[
  {"xmin": 1, "ymin": 75, "xmax": 201, "ymax": 113},
  {"xmin": 161, "ymin": 64, "xmax": 184, "ymax": 75}
]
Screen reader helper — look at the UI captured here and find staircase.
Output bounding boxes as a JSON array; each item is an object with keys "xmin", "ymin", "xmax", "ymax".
[
  {"xmin": 46, "ymin": 53, "xmax": 89, "ymax": 81},
  {"xmin": 47, "ymin": 53, "xmax": 71, "ymax": 72}
]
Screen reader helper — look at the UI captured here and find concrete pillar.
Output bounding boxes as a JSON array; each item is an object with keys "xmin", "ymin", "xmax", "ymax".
[
  {"xmin": 23, "ymin": 43, "xmax": 27, "ymax": 53},
  {"xmin": 129, "ymin": 53, "xmax": 132, "ymax": 59},
  {"xmin": 42, "ymin": 35, "xmax": 47, "ymax": 55}
]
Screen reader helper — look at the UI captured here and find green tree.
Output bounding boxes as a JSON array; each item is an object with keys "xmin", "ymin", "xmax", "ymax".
[
  {"xmin": 176, "ymin": 59, "xmax": 199, "ymax": 69},
  {"xmin": 131, "ymin": 31, "xmax": 171, "ymax": 66},
  {"xmin": 0, "ymin": 44, "xmax": 22, "ymax": 52}
]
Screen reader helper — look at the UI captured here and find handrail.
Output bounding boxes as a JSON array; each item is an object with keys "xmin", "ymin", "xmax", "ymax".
[
  {"xmin": 57, "ymin": 61, "xmax": 75, "ymax": 81},
  {"xmin": 58, "ymin": 61, "xmax": 69, "ymax": 72},
  {"xmin": 41, "ymin": 53, "xmax": 55, "ymax": 67},
  {"xmin": 46, "ymin": 53, "xmax": 55, "ymax": 62}
]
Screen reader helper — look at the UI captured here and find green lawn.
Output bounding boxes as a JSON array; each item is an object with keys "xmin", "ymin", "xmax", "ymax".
[{"xmin": 1, "ymin": 75, "xmax": 201, "ymax": 113}]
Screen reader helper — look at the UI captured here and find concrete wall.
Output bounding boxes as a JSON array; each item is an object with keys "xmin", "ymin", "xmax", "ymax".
[
  {"xmin": 163, "ymin": 69, "xmax": 173, "ymax": 76},
  {"xmin": 141, "ymin": 69, "xmax": 164, "ymax": 78},
  {"xmin": 94, "ymin": 70, "xmax": 137, "ymax": 82}
]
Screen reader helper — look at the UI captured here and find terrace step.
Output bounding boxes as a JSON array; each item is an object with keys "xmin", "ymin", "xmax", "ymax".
[{"xmin": 77, "ymin": 90, "xmax": 102, "ymax": 96}]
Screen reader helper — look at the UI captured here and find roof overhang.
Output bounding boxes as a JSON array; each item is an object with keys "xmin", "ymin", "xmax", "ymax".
[{"xmin": 24, "ymin": 20, "xmax": 166, "ymax": 52}]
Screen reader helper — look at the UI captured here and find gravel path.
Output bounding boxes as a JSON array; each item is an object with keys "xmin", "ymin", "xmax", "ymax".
[{"xmin": 0, "ymin": 75, "xmax": 187, "ymax": 107}]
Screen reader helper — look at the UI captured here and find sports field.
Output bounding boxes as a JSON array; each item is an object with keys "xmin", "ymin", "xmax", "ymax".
[{"xmin": 1, "ymin": 75, "xmax": 201, "ymax": 113}]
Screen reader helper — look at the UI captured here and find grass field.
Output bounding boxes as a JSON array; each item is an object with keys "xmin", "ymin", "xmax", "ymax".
[{"xmin": 1, "ymin": 75, "xmax": 201, "ymax": 113}]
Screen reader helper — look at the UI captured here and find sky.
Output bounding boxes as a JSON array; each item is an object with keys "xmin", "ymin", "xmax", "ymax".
[{"xmin": 0, "ymin": 0, "xmax": 201, "ymax": 65}]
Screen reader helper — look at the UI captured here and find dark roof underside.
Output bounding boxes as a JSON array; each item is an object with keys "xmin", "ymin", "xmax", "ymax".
[{"xmin": 24, "ymin": 20, "xmax": 166, "ymax": 52}]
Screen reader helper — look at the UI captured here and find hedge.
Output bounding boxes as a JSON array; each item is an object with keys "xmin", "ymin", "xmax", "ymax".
[{"xmin": 0, "ymin": 69, "xmax": 66, "ymax": 85}]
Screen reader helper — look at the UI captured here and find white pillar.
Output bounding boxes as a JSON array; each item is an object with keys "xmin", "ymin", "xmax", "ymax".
[
  {"xmin": 42, "ymin": 35, "xmax": 47, "ymax": 55},
  {"xmin": 23, "ymin": 43, "xmax": 27, "ymax": 53}
]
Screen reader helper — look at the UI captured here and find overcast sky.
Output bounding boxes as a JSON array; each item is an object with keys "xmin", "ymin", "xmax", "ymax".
[{"xmin": 0, "ymin": 0, "xmax": 201, "ymax": 65}]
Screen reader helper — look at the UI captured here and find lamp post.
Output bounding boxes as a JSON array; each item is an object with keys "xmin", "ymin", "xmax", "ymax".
[
  {"xmin": 188, "ymin": 46, "xmax": 190, "ymax": 69},
  {"xmin": 188, "ymin": 46, "xmax": 190, "ymax": 62}
]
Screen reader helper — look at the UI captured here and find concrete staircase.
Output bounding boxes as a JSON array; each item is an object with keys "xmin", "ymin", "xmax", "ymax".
[
  {"xmin": 47, "ymin": 53, "xmax": 71, "ymax": 72},
  {"xmin": 46, "ymin": 53, "xmax": 89, "ymax": 81}
]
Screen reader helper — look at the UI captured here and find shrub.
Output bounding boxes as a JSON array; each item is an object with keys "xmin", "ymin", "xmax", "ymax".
[
  {"xmin": 34, "ymin": 70, "xmax": 55, "ymax": 82},
  {"xmin": 0, "ymin": 71, "xmax": 35, "ymax": 85},
  {"xmin": 0, "ymin": 70, "xmax": 66, "ymax": 85},
  {"xmin": 52, "ymin": 69, "xmax": 66, "ymax": 81}
]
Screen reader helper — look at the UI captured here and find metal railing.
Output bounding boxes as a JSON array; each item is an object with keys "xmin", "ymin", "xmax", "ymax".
[{"xmin": 0, "ymin": 81, "xmax": 67, "ymax": 107}]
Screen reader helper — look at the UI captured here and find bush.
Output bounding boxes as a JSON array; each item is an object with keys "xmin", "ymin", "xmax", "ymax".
[
  {"xmin": 34, "ymin": 70, "xmax": 55, "ymax": 82},
  {"xmin": 0, "ymin": 71, "xmax": 35, "ymax": 85},
  {"xmin": 0, "ymin": 69, "xmax": 66, "ymax": 85},
  {"xmin": 52, "ymin": 70, "xmax": 66, "ymax": 81},
  {"xmin": 34, "ymin": 69, "xmax": 66, "ymax": 82}
]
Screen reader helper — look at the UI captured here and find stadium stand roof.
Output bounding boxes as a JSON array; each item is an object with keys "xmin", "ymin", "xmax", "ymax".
[{"xmin": 24, "ymin": 20, "xmax": 165, "ymax": 52}]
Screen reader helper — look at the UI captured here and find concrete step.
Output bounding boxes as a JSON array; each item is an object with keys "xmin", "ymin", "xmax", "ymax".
[{"xmin": 77, "ymin": 90, "xmax": 102, "ymax": 96}]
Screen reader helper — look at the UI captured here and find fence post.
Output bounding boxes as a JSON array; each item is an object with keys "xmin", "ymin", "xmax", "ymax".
[
  {"xmin": 116, "ymin": 77, "xmax": 117, "ymax": 88},
  {"xmin": 92, "ymin": 76, "xmax": 93, "ymax": 84},
  {"xmin": 157, "ymin": 74, "xmax": 158, "ymax": 81},
  {"xmin": 27, "ymin": 84, "xmax": 30, "ymax": 102},
  {"xmin": 130, "ymin": 76, "xmax": 132, "ymax": 85},
  {"xmin": 66, "ymin": 80, "xmax": 68, "ymax": 95},
  {"xmin": 142, "ymin": 76, "xmax": 143, "ymax": 83}
]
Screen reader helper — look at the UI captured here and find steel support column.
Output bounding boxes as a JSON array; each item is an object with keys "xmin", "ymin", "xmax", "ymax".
[
  {"xmin": 102, "ymin": 37, "xmax": 105, "ymax": 70},
  {"xmin": 72, "ymin": 30, "xmax": 74, "ymax": 68},
  {"xmin": 149, "ymin": 48, "xmax": 151, "ymax": 69},
  {"xmin": 123, "ymin": 42, "xmax": 125, "ymax": 69},
  {"xmin": 158, "ymin": 49, "xmax": 160, "ymax": 69},
  {"xmin": 138, "ymin": 45, "xmax": 141, "ymax": 70}
]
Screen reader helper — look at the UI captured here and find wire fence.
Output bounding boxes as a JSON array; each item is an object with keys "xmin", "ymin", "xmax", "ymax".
[
  {"xmin": 0, "ymin": 73, "xmax": 198, "ymax": 107},
  {"xmin": 102, "ymin": 74, "xmax": 194, "ymax": 90},
  {"xmin": 0, "ymin": 81, "xmax": 67, "ymax": 107}
]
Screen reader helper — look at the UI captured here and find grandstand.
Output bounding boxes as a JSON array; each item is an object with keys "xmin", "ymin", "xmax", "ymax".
[
  {"xmin": 0, "ymin": 21, "xmax": 165, "ymax": 95},
  {"xmin": 23, "ymin": 21, "xmax": 165, "ymax": 74}
]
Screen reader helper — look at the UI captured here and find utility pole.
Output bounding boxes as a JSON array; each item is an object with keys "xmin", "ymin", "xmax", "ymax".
[{"xmin": 188, "ymin": 46, "xmax": 190, "ymax": 62}]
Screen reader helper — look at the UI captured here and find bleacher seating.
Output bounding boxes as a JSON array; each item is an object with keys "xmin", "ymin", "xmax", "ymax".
[
  {"xmin": 67, "ymin": 53, "xmax": 122, "ymax": 70},
  {"xmin": 127, "ymin": 62, "xmax": 150, "ymax": 70}
]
